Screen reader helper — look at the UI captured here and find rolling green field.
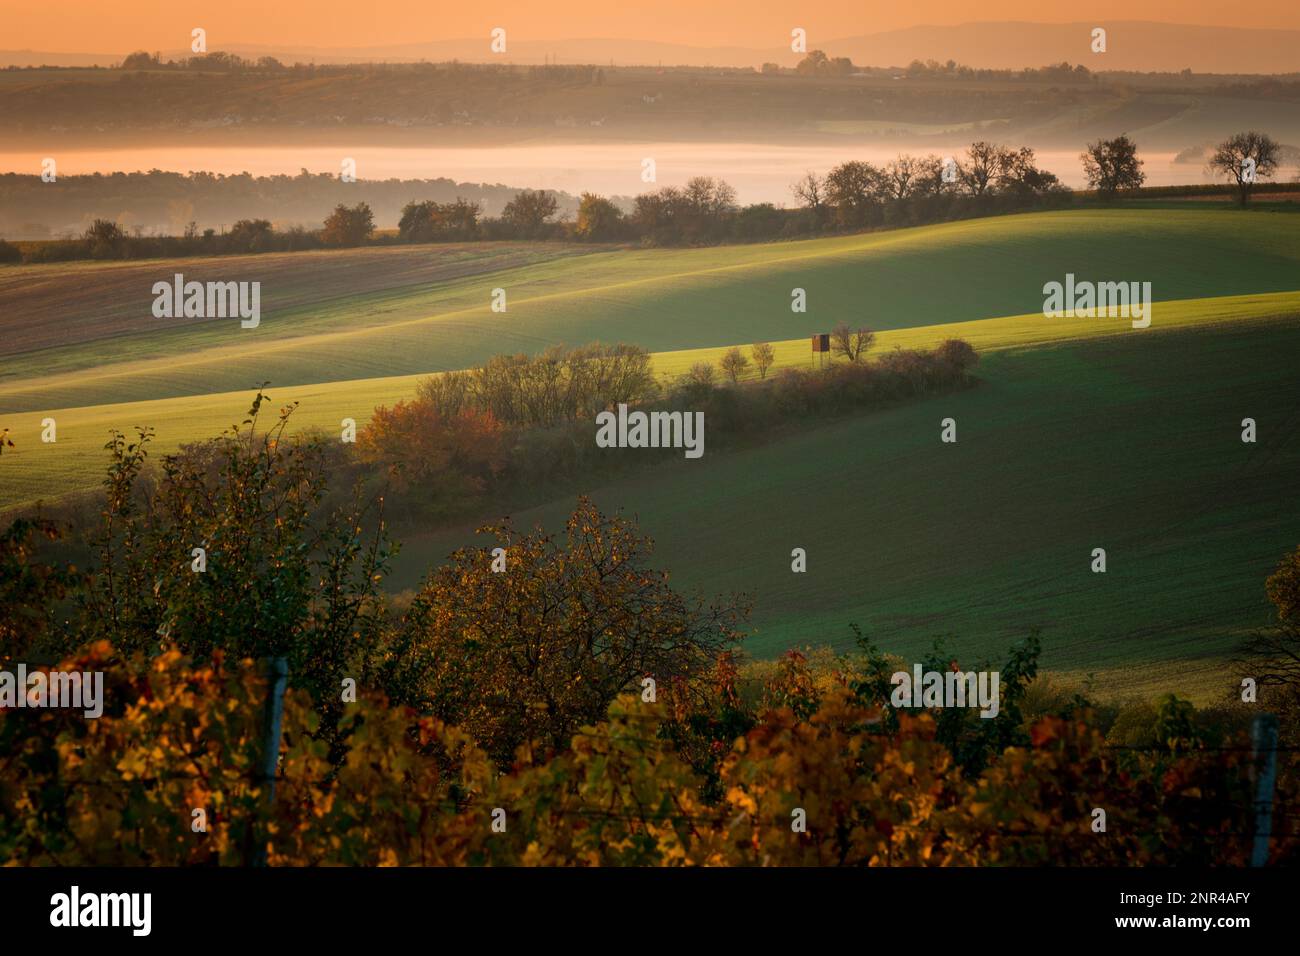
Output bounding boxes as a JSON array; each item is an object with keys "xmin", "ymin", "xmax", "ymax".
[
  {"xmin": 396, "ymin": 313, "xmax": 1300, "ymax": 701},
  {"xmin": 2, "ymin": 290, "xmax": 1298, "ymax": 512},
  {"xmin": 4, "ymin": 208, "xmax": 1299, "ymax": 413},
  {"xmin": 3, "ymin": 207, "xmax": 1299, "ymax": 701}
]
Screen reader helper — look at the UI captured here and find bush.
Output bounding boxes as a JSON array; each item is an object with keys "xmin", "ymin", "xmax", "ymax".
[{"xmin": 355, "ymin": 402, "xmax": 507, "ymax": 518}]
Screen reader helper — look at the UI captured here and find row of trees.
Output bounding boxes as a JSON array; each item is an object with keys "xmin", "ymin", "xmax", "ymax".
[
  {"xmin": 375, "ymin": 128, "xmax": 1285, "ymax": 251},
  {"xmin": 3, "ymin": 131, "xmax": 1286, "ymax": 262},
  {"xmin": 394, "ymin": 142, "xmax": 1068, "ymax": 247},
  {"xmin": 779, "ymin": 52, "xmax": 1096, "ymax": 83},
  {"xmin": 354, "ymin": 337, "xmax": 980, "ymax": 522},
  {"xmin": 791, "ymin": 142, "xmax": 1065, "ymax": 228},
  {"xmin": 3, "ymin": 216, "xmax": 329, "ymax": 262},
  {"xmin": 385, "ymin": 146, "xmax": 1067, "ymax": 250},
  {"xmin": 714, "ymin": 325, "xmax": 877, "ymax": 384},
  {"xmin": 790, "ymin": 140, "xmax": 1066, "ymax": 214},
  {"xmin": 412, "ymin": 344, "xmax": 657, "ymax": 428}
]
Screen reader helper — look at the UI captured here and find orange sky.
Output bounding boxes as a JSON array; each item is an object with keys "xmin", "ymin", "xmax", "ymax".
[{"xmin": 4, "ymin": 0, "xmax": 1299, "ymax": 52}]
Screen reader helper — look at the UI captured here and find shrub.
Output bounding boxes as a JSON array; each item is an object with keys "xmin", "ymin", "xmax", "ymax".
[{"xmin": 355, "ymin": 402, "xmax": 507, "ymax": 517}]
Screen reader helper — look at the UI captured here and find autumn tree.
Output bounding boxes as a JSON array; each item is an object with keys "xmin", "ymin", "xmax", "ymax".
[
  {"xmin": 909, "ymin": 155, "xmax": 949, "ymax": 197},
  {"xmin": 502, "ymin": 189, "xmax": 560, "ymax": 238},
  {"xmin": 227, "ymin": 217, "xmax": 274, "ymax": 252},
  {"xmin": 795, "ymin": 50, "xmax": 830, "ymax": 74},
  {"xmin": 719, "ymin": 346, "xmax": 750, "ymax": 383},
  {"xmin": 321, "ymin": 202, "xmax": 374, "ymax": 246},
  {"xmin": 355, "ymin": 401, "xmax": 508, "ymax": 515},
  {"xmin": 0, "ymin": 518, "xmax": 76, "ymax": 665},
  {"xmin": 682, "ymin": 176, "xmax": 737, "ymax": 218},
  {"xmin": 633, "ymin": 177, "xmax": 737, "ymax": 244},
  {"xmin": 83, "ymin": 219, "xmax": 126, "ymax": 257},
  {"xmin": 383, "ymin": 497, "xmax": 749, "ymax": 765},
  {"xmin": 1267, "ymin": 546, "xmax": 1300, "ymax": 625},
  {"xmin": 935, "ymin": 338, "xmax": 979, "ymax": 377},
  {"xmin": 795, "ymin": 50, "xmax": 854, "ymax": 76},
  {"xmin": 1239, "ymin": 544, "xmax": 1300, "ymax": 691},
  {"xmin": 575, "ymin": 192, "xmax": 623, "ymax": 240},
  {"xmin": 398, "ymin": 198, "xmax": 481, "ymax": 241},
  {"xmin": 1081, "ymin": 134, "xmax": 1146, "ymax": 195},
  {"xmin": 676, "ymin": 361, "xmax": 717, "ymax": 400},
  {"xmin": 414, "ymin": 343, "xmax": 656, "ymax": 428},
  {"xmin": 830, "ymin": 321, "xmax": 875, "ymax": 363},
  {"xmin": 1210, "ymin": 131, "xmax": 1281, "ymax": 205},
  {"xmin": 751, "ymin": 342, "xmax": 776, "ymax": 379}
]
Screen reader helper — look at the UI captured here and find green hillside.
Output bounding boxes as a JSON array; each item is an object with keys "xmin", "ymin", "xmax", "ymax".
[
  {"xmin": 3, "ymin": 208, "xmax": 1299, "ymax": 413},
  {"xmin": 394, "ymin": 312, "xmax": 1300, "ymax": 701},
  {"xmin": 3, "ymin": 291, "xmax": 1297, "ymax": 510},
  {"xmin": 2, "ymin": 207, "xmax": 1299, "ymax": 702}
]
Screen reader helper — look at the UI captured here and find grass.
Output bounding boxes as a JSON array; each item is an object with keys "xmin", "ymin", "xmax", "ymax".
[
  {"xmin": 3, "ymin": 289, "xmax": 1297, "ymax": 511},
  {"xmin": 2, "ymin": 206, "xmax": 1299, "ymax": 702},
  {"xmin": 3, "ymin": 208, "xmax": 1300, "ymax": 412},
  {"xmin": 394, "ymin": 314, "xmax": 1300, "ymax": 704}
]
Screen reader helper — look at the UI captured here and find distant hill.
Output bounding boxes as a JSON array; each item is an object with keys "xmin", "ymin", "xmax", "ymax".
[
  {"xmin": 822, "ymin": 21, "xmax": 1300, "ymax": 75},
  {"xmin": 4, "ymin": 21, "xmax": 1299, "ymax": 74}
]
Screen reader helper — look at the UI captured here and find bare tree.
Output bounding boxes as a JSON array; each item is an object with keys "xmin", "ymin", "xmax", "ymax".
[
  {"xmin": 910, "ymin": 155, "xmax": 948, "ymax": 197},
  {"xmin": 751, "ymin": 342, "xmax": 776, "ymax": 379},
  {"xmin": 679, "ymin": 362, "xmax": 716, "ymax": 392},
  {"xmin": 959, "ymin": 141, "xmax": 1010, "ymax": 196},
  {"xmin": 791, "ymin": 171, "xmax": 824, "ymax": 213},
  {"xmin": 830, "ymin": 322, "xmax": 875, "ymax": 364},
  {"xmin": 719, "ymin": 346, "xmax": 749, "ymax": 383},
  {"xmin": 1210, "ymin": 131, "xmax": 1281, "ymax": 205},
  {"xmin": 997, "ymin": 146, "xmax": 1062, "ymax": 196},
  {"xmin": 683, "ymin": 176, "xmax": 737, "ymax": 215},
  {"xmin": 882, "ymin": 155, "xmax": 926, "ymax": 201}
]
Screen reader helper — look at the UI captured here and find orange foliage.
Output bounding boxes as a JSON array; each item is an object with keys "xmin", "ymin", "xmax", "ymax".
[
  {"xmin": 2, "ymin": 645, "xmax": 1293, "ymax": 867},
  {"xmin": 355, "ymin": 401, "xmax": 506, "ymax": 509}
]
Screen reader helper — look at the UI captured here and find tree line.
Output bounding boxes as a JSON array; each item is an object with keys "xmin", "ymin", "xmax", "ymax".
[
  {"xmin": 783, "ymin": 51, "xmax": 1097, "ymax": 84},
  {"xmin": 353, "ymin": 335, "xmax": 981, "ymax": 523},
  {"xmin": 0, "ymin": 129, "xmax": 1287, "ymax": 265}
]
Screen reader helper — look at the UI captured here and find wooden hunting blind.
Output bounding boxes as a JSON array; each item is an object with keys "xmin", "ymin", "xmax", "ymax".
[{"xmin": 811, "ymin": 333, "xmax": 830, "ymax": 352}]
